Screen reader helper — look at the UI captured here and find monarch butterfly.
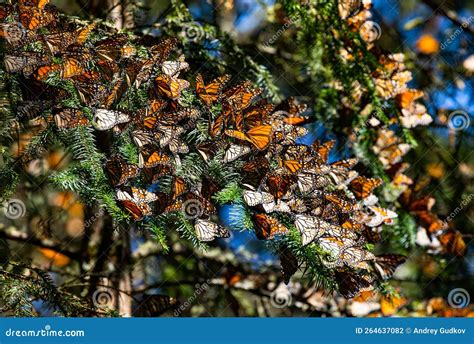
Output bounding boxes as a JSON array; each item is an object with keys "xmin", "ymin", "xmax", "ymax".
[
  {"xmin": 19, "ymin": 6, "xmax": 56, "ymax": 31},
  {"xmin": 253, "ymin": 214, "xmax": 288, "ymax": 240},
  {"xmin": 135, "ymin": 294, "xmax": 178, "ymax": 317},
  {"xmin": 19, "ymin": 0, "xmax": 49, "ymax": 8},
  {"xmin": 4, "ymin": 53, "xmax": 48, "ymax": 73},
  {"xmin": 155, "ymin": 74, "xmax": 190, "ymax": 99},
  {"xmin": 312, "ymin": 140, "xmax": 335, "ymax": 163},
  {"xmin": 350, "ymin": 176, "xmax": 383, "ymax": 199},
  {"xmin": 243, "ymin": 190, "xmax": 275, "ymax": 213},
  {"xmin": 325, "ymin": 193, "xmax": 355, "ymax": 213},
  {"xmin": 294, "ymin": 215, "xmax": 331, "ymax": 245},
  {"xmin": 225, "ymin": 125, "xmax": 272, "ymax": 150},
  {"xmin": 266, "ymin": 174, "xmax": 295, "ymax": 199},
  {"xmin": 333, "ymin": 246, "xmax": 372, "ymax": 268},
  {"xmin": 281, "ymin": 159, "xmax": 303, "ymax": 173},
  {"xmin": 59, "ymin": 57, "xmax": 85, "ymax": 79},
  {"xmin": 105, "ymin": 157, "xmax": 140, "ymax": 186},
  {"xmin": 75, "ymin": 22, "xmax": 96, "ymax": 45},
  {"xmin": 155, "ymin": 125, "xmax": 184, "ymax": 147},
  {"xmin": 274, "ymin": 97, "xmax": 308, "ymax": 117},
  {"xmin": 138, "ymin": 146, "xmax": 171, "ymax": 168},
  {"xmin": 225, "ymin": 81, "xmax": 261, "ymax": 111},
  {"xmin": 372, "ymin": 254, "xmax": 406, "ymax": 280},
  {"xmin": 172, "ymin": 177, "xmax": 187, "ymax": 199},
  {"xmin": 131, "ymin": 130, "xmax": 154, "ymax": 148},
  {"xmin": 438, "ymin": 230, "xmax": 466, "ymax": 256},
  {"xmin": 53, "ymin": 108, "xmax": 89, "ymax": 129},
  {"xmin": 196, "ymin": 141, "xmax": 225, "ymax": 162},
  {"xmin": 43, "ymin": 31, "xmax": 77, "ymax": 55},
  {"xmin": 183, "ymin": 192, "xmax": 216, "ymax": 215},
  {"xmin": 279, "ymin": 248, "xmax": 298, "ymax": 284},
  {"xmin": 335, "ymin": 270, "xmax": 373, "ymax": 299},
  {"xmin": 93, "ymin": 35, "xmax": 127, "ymax": 61},
  {"xmin": 223, "ymin": 144, "xmax": 251, "ymax": 163},
  {"xmin": 143, "ymin": 165, "xmax": 173, "ymax": 185},
  {"xmin": 162, "ymin": 55, "xmax": 189, "ymax": 78},
  {"xmin": 195, "ymin": 73, "xmax": 231, "ymax": 107},
  {"xmin": 365, "ymin": 206, "xmax": 398, "ymax": 227},
  {"xmin": 396, "ymin": 89, "xmax": 424, "ymax": 108},
  {"xmin": 297, "ymin": 172, "xmax": 330, "ymax": 193},
  {"xmin": 116, "ymin": 187, "xmax": 157, "ymax": 220},
  {"xmin": 194, "ymin": 219, "xmax": 230, "ymax": 242},
  {"xmin": 241, "ymin": 100, "xmax": 274, "ymax": 128},
  {"xmin": 73, "ymin": 80, "xmax": 108, "ymax": 106},
  {"xmin": 93, "ymin": 109, "xmax": 130, "ymax": 130}
]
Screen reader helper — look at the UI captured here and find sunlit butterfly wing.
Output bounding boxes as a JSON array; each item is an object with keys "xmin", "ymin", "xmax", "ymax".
[
  {"xmin": 93, "ymin": 109, "xmax": 130, "ymax": 130},
  {"xmin": 162, "ymin": 55, "xmax": 189, "ymax": 78},
  {"xmin": 172, "ymin": 177, "xmax": 187, "ymax": 199},
  {"xmin": 223, "ymin": 144, "xmax": 251, "ymax": 163},
  {"xmin": 138, "ymin": 146, "xmax": 171, "ymax": 168},
  {"xmin": 294, "ymin": 215, "xmax": 329, "ymax": 245},
  {"xmin": 195, "ymin": 73, "xmax": 231, "ymax": 106},
  {"xmin": 155, "ymin": 74, "xmax": 190, "ymax": 99},
  {"xmin": 253, "ymin": 214, "xmax": 288, "ymax": 240},
  {"xmin": 53, "ymin": 108, "xmax": 88, "ymax": 128},
  {"xmin": 372, "ymin": 254, "xmax": 406, "ymax": 280},
  {"xmin": 194, "ymin": 219, "xmax": 230, "ymax": 242},
  {"xmin": 350, "ymin": 176, "xmax": 383, "ymax": 199}
]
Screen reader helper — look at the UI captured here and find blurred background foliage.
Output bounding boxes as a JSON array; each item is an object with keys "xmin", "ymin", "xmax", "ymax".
[{"xmin": 0, "ymin": 0, "xmax": 472, "ymax": 317}]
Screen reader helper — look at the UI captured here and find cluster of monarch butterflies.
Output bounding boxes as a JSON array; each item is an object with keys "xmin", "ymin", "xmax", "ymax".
[
  {"xmin": 338, "ymin": 0, "xmax": 432, "ymax": 129},
  {"xmin": 338, "ymin": 0, "xmax": 466, "ymax": 257},
  {"xmin": 1, "ymin": 0, "xmax": 408, "ymax": 298}
]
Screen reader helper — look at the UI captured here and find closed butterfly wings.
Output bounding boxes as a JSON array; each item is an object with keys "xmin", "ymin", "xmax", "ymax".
[
  {"xmin": 194, "ymin": 219, "xmax": 229, "ymax": 242},
  {"xmin": 93, "ymin": 109, "xmax": 130, "ymax": 130}
]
